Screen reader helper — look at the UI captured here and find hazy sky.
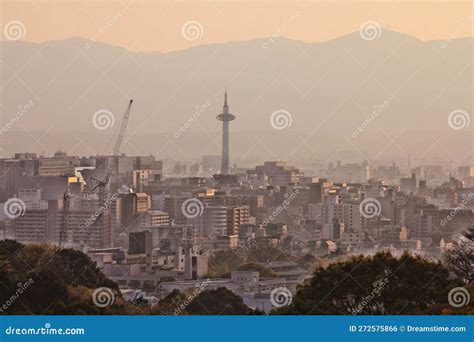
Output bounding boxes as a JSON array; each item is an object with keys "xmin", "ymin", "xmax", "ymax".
[{"xmin": 1, "ymin": 1, "xmax": 473, "ymax": 52}]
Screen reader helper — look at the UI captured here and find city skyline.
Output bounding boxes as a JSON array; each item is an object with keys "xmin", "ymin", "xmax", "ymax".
[{"xmin": 0, "ymin": 0, "xmax": 472, "ymax": 327}]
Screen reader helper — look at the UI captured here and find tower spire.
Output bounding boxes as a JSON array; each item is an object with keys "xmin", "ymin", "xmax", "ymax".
[{"xmin": 216, "ymin": 86, "xmax": 236, "ymax": 175}]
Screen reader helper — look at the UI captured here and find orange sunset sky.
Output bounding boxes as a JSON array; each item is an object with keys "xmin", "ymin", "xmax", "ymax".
[{"xmin": 1, "ymin": 1, "xmax": 473, "ymax": 52}]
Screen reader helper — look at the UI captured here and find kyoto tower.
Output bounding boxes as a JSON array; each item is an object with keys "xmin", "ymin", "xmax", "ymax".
[{"xmin": 216, "ymin": 90, "xmax": 235, "ymax": 175}]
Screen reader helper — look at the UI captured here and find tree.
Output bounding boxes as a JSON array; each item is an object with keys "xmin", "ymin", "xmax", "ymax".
[
  {"xmin": 185, "ymin": 287, "xmax": 255, "ymax": 315},
  {"xmin": 153, "ymin": 288, "xmax": 263, "ymax": 315},
  {"xmin": 207, "ymin": 250, "xmax": 245, "ymax": 278},
  {"xmin": 464, "ymin": 226, "xmax": 474, "ymax": 240},
  {"xmin": 150, "ymin": 289, "xmax": 188, "ymax": 315},
  {"xmin": 246, "ymin": 246, "xmax": 289, "ymax": 264},
  {"xmin": 444, "ymin": 228, "xmax": 474, "ymax": 284},
  {"xmin": 0, "ymin": 241, "xmax": 131, "ymax": 314},
  {"xmin": 273, "ymin": 252, "xmax": 467, "ymax": 315},
  {"xmin": 235, "ymin": 263, "xmax": 277, "ymax": 278}
]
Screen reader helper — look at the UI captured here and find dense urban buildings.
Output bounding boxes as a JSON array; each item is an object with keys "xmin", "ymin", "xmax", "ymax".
[
  {"xmin": 1, "ymin": 85, "xmax": 473, "ymax": 313},
  {"xmin": 1, "ymin": 145, "xmax": 473, "ymax": 311},
  {"xmin": 0, "ymin": 81, "xmax": 472, "ymax": 313}
]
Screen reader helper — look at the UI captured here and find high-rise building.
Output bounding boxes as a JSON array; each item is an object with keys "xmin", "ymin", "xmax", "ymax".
[
  {"xmin": 187, "ymin": 206, "xmax": 227, "ymax": 237},
  {"xmin": 226, "ymin": 205, "xmax": 250, "ymax": 235},
  {"xmin": 400, "ymin": 174, "xmax": 417, "ymax": 194},
  {"xmin": 140, "ymin": 210, "xmax": 170, "ymax": 227},
  {"xmin": 309, "ymin": 182, "xmax": 324, "ymax": 204}
]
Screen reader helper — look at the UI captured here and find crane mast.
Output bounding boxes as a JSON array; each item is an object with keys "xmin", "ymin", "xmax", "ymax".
[
  {"xmin": 91, "ymin": 176, "xmax": 110, "ymax": 246},
  {"xmin": 59, "ymin": 186, "xmax": 71, "ymax": 247},
  {"xmin": 112, "ymin": 99, "xmax": 133, "ymax": 156}
]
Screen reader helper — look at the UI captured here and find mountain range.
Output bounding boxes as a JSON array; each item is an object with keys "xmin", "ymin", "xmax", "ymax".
[{"xmin": 0, "ymin": 29, "xmax": 472, "ymax": 164}]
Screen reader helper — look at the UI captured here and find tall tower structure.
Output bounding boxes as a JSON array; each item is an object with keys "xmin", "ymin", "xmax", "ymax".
[{"xmin": 216, "ymin": 90, "xmax": 236, "ymax": 175}]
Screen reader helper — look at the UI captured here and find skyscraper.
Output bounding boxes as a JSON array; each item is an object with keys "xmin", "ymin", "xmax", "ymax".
[{"xmin": 216, "ymin": 90, "xmax": 236, "ymax": 175}]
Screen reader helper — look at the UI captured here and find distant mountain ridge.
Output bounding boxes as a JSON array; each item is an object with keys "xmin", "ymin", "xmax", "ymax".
[{"xmin": 0, "ymin": 30, "xmax": 472, "ymax": 161}]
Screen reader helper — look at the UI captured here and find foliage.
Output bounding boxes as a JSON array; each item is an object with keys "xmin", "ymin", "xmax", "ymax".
[
  {"xmin": 2, "ymin": 241, "xmax": 470, "ymax": 316},
  {"xmin": 152, "ymin": 287, "xmax": 260, "ymax": 315},
  {"xmin": 272, "ymin": 252, "xmax": 468, "ymax": 315},
  {"xmin": 149, "ymin": 289, "xmax": 187, "ymax": 315},
  {"xmin": 0, "ymin": 240, "xmax": 129, "ymax": 314},
  {"xmin": 236, "ymin": 263, "xmax": 277, "ymax": 278},
  {"xmin": 444, "ymin": 227, "xmax": 474, "ymax": 284},
  {"xmin": 185, "ymin": 287, "xmax": 255, "ymax": 315},
  {"xmin": 246, "ymin": 246, "xmax": 289, "ymax": 264},
  {"xmin": 206, "ymin": 250, "xmax": 245, "ymax": 278}
]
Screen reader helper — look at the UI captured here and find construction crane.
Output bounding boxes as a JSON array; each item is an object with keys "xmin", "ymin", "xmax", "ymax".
[
  {"xmin": 91, "ymin": 175, "xmax": 110, "ymax": 191},
  {"xmin": 90, "ymin": 175, "xmax": 110, "ymax": 225},
  {"xmin": 59, "ymin": 185, "xmax": 71, "ymax": 247},
  {"xmin": 112, "ymin": 99, "xmax": 133, "ymax": 156}
]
